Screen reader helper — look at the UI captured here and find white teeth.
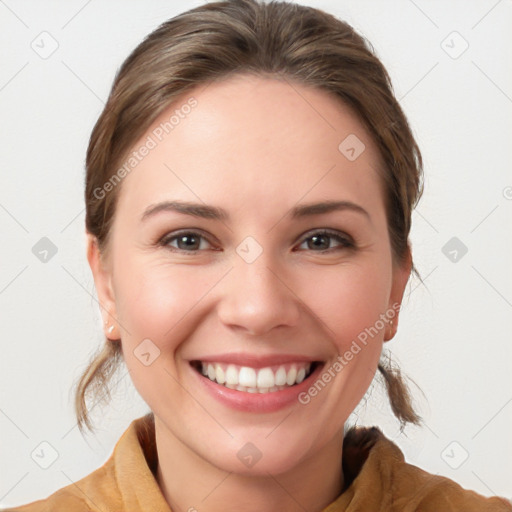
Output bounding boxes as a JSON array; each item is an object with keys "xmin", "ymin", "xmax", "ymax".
[
  {"xmin": 257, "ymin": 368, "xmax": 275, "ymax": 388},
  {"xmin": 239, "ymin": 367, "xmax": 257, "ymax": 387},
  {"xmin": 226, "ymin": 365, "xmax": 239, "ymax": 385},
  {"xmin": 199, "ymin": 361, "xmax": 316, "ymax": 392},
  {"xmin": 274, "ymin": 366, "xmax": 287, "ymax": 386},
  {"xmin": 215, "ymin": 366, "xmax": 226, "ymax": 384},
  {"xmin": 286, "ymin": 367, "xmax": 297, "ymax": 386}
]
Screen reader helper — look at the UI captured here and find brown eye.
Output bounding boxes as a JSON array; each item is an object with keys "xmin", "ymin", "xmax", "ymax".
[
  {"xmin": 297, "ymin": 230, "xmax": 354, "ymax": 252},
  {"xmin": 175, "ymin": 233, "xmax": 201, "ymax": 250},
  {"xmin": 160, "ymin": 231, "xmax": 213, "ymax": 252}
]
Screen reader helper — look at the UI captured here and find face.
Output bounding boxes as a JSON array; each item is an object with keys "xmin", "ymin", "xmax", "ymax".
[{"xmin": 88, "ymin": 74, "xmax": 410, "ymax": 476}]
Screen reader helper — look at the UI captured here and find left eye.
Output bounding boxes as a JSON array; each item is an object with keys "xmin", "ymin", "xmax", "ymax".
[{"xmin": 296, "ymin": 230, "xmax": 354, "ymax": 252}]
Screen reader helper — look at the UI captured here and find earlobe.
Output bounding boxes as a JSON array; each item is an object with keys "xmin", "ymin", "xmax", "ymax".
[
  {"xmin": 86, "ymin": 233, "xmax": 119, "ymax": 339},
  {"xmin": 385, "ymin": 245, "xmax": 413, "ymax": 342},
  {"xmin": 384, "ymin": 319, "xmax": 395, "ymax": 342}
]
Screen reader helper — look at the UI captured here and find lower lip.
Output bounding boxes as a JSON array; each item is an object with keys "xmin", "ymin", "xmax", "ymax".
[{"xmin": 190, "ymin": 362, "xmax": 324, "ymax": 413}]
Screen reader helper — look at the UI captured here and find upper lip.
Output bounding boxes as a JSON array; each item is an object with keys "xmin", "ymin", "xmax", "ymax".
[{"xmin": 190, "ymin": 353, "xmax": 321, "ymax": 368}]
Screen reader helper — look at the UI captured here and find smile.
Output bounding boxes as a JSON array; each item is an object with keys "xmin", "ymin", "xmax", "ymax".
[{"xmin": 191, "ymin": 361, "xmax": 319, "ymax": 393}]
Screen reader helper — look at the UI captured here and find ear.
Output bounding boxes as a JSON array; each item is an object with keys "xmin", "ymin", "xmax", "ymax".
[
  {"xmin": 86, "ymin": 233, "xmax": 119, "ymax": 340},
  {"xmin": 384, "ymin": 244, "xmax": 412, "ymax": 342}
]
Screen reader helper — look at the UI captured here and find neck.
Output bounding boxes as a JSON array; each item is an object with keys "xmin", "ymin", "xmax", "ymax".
[{"xmin": 154, "ymin": 417, "xmax": 344, "ymax": 512}]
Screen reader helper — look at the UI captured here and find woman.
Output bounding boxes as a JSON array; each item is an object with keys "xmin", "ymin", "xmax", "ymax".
[{"xmin": 8, "ymin": 0, "xmax": 511, "ymax": 510}]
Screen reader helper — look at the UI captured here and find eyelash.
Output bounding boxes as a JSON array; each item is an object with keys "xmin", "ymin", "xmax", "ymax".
[{"xmin": 158, "ymin": 229, "xmax": 355, "ymax": 254}]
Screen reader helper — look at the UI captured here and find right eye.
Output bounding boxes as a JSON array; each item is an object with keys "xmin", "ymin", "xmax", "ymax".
[{"xmin": 159, "ymin": 230, "xmax": 215, "ymax": 253}]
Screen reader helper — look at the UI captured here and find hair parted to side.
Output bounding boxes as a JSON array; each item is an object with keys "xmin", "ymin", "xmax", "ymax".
[{"xmin": 77, "ymin": 0, "xmax": 424, "ymax": 434}]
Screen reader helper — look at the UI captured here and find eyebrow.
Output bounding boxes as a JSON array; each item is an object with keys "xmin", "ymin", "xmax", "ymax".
[
  {"xmin": 141, "ymin": 201, "xmax": 229, "ymax": 222},
  {"xmin": 141, "ymin": 199, "xmax": 370, "ymax": 222}
]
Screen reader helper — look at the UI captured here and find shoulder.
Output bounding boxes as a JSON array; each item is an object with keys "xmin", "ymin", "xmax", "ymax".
[
  {"xmin": 389, "ymin": 455, "xmax": 512, "ymax": 511},
  {"xmin": 2, "ymin": 463, "xmax": 118, "ymax": 512},
  {"xmin": 3, "ymin": 414, "xmax": 164, "ymax": 512},
  {"xmin": 342, "ymin": 426, "xmax": 512, "ymax": 512},
  {"xmin": 2, "ymin": 490, "xmax": 92, "ymax": 512},
  {"xmin": 2, "ymin": 428, "xmax": 125, "ymax": 512}
]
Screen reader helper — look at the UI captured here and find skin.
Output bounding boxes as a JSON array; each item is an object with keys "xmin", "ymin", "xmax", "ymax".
[{"xmin": 87, "ymin": 74, "xmax": 411, "ymax": 512}]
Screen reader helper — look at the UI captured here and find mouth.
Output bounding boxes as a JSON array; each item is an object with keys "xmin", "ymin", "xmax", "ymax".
[{"xmin": 190, "ymin": 360, "xmax": 322, "ymax": 393}]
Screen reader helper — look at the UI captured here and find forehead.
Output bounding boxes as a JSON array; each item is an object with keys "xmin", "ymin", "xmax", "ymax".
[{"xmin": 116, "ymin": 74, "xmax": 384, "ymax": 221}]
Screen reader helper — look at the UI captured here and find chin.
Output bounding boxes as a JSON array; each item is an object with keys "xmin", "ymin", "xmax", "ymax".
[{"xmin": 199, "ymin": 429, "xmax": 318, "ymax": 477}]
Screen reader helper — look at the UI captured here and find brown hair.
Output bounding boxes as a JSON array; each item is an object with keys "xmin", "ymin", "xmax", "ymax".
[{"xmin": 77, "ymin": 0, "xmax": 423, "ymax": 434}]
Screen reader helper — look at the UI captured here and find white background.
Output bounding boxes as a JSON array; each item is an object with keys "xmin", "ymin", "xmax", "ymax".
[{"xmin": 1, "ymin": 0, "xmax": 511, "ymax": 507}]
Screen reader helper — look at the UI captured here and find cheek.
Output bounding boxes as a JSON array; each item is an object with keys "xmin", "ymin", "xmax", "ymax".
[
  {"xmin": 112, "ymin": 257, "xmax": 226, "ymax": 410},
  {"xmin": 299, "ymin": 259, "xmax": 392, "ymax": 349},
  {"xmin": 113, "ymin": 255, "xmax": 222, "ymax": 348}
]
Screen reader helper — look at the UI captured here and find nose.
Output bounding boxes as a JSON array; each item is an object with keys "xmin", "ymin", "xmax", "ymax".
[{"xmin": 217, "ymin": 251, "xmax": 301, "ymax": 337}]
